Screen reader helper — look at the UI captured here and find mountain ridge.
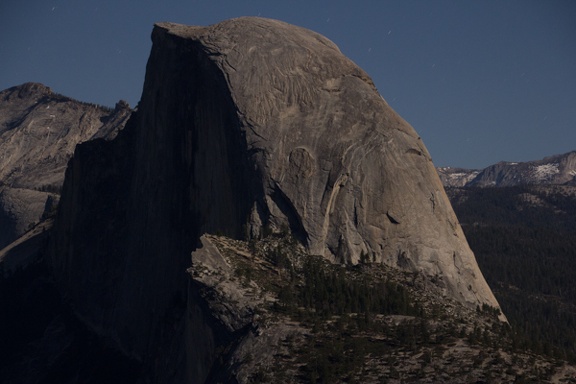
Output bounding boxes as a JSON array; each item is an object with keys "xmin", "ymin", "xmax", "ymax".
[
  {"xmin": 0, "ymin": 82, "xmax": 131, "ymax": 248},
  {"xmin": 437, "ymin": 150, "xmax": 576, "ymax": 187}
]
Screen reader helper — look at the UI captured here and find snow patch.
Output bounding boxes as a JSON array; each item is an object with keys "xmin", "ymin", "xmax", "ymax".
[
  {"xmin": 445, "ymin": 171, "xmax": 479, "ymax": 182},
  {"xmin": 532, "ymin": 163, "xmax": 559, "ymax": 180}
]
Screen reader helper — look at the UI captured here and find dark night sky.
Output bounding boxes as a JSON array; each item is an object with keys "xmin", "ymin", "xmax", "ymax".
[{"xmin": 1, "ymin": 0, "xmax": 575, "ymax": 168}]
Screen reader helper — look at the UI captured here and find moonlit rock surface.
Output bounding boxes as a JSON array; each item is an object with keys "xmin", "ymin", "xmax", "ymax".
[
  {"xmin": 50, "ymin": 17, "xmax": 502, "ymax": 373},
  {"xmin": 153, "ymin": 18, "xmax": 499, "ymax": 308}
]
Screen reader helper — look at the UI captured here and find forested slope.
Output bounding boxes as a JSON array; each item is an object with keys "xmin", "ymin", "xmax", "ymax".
[{"xmin": 448, "ymin": 185, "xmax": 576, "ymax": 361}]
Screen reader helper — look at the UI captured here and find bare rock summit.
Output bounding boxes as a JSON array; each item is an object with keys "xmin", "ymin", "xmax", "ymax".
[
  {"xmin": 152, "ymin": 18, "xmax": 499, "ymax": 308},
  {"xmin": 49, "ymin": 17, "xmax": 503, "ymax": 377}
]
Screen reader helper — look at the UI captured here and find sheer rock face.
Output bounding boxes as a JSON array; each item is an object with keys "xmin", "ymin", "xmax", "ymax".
[
  {"xmin": 0, "ymin": 83, "xmax": 131, "ymax": 248},
  {"xmin": 50, "ymin": 16, "xmax": 501, "ymax": 371}
]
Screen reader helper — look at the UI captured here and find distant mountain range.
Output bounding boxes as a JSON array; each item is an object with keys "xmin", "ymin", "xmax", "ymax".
[{"xmin": 437, "ymin": 151, "xmax": 576, "ymax": 187}]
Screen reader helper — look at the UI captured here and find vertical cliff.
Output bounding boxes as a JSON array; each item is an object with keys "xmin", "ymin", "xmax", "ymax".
[
  {"xmin": 48, "ymin": 17, "xmax": 503, "ymax": 381},
  {"xmin": 50, "ymin": 19, "xmax": 262, "ymax": 371}
]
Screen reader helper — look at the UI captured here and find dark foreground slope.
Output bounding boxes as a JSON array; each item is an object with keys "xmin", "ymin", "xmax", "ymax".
[
  {"xmin": 3, "ymin": 229, "xmax": 576, "ymax": 382},
  {"xmin": 0, "ymin": 250, "xmax": 141, "ymax": 383}
]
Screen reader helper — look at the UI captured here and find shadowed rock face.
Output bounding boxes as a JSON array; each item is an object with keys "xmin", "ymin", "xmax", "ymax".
[{"xmin": 49, "ymin": 17, "xmax": 502, "ymax": 378}]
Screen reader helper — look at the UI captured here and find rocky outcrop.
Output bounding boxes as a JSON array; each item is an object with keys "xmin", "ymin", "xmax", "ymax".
[
  {"xmin": 0, "ymin": 83, "xmax": 131, "ymax": 248},
  {"xmin": 184, "ymin": 234, "xmax": 571, "ymax": 384},
  {"xmin": 48, "ymin": 17, "xmax": 503, "ymax": 382}
]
